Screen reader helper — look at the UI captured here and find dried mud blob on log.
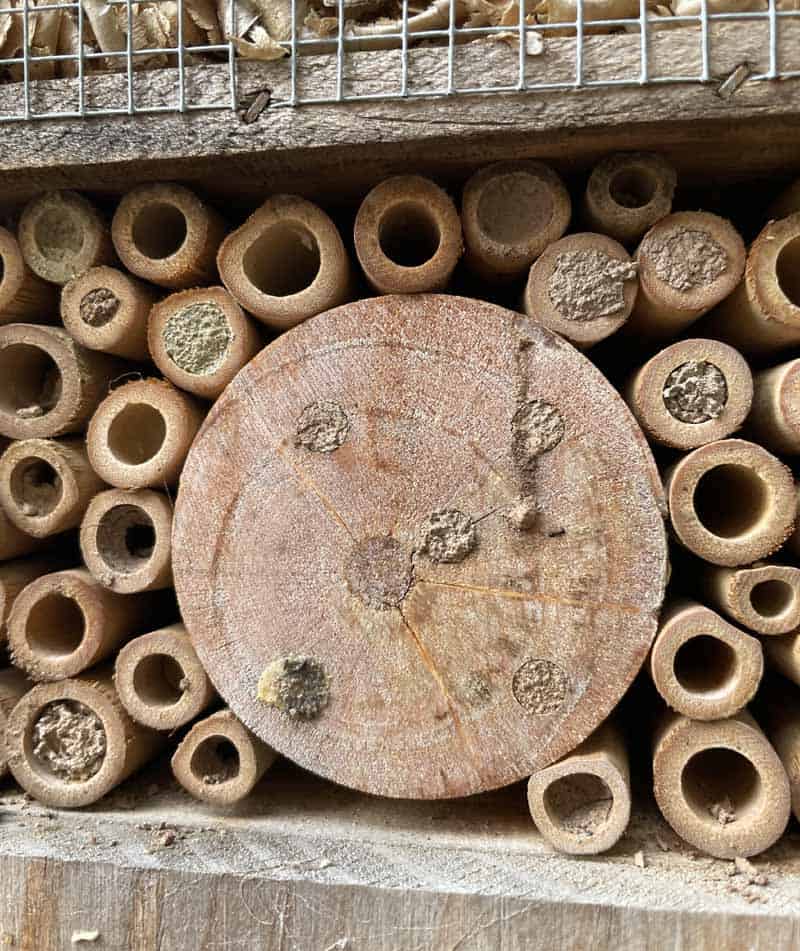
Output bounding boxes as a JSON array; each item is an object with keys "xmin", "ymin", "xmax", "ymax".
[{"xmin": 173, "ymin": 294, "xmax": 668, "ymax": 799}]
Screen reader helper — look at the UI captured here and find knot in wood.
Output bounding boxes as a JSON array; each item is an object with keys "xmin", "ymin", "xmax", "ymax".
[
  {"xmin": 346, "ymin": 535, "xmax": 414, "ymax": 609},
  {"xmin": 294, "ymin": 401, "xmax": 350, "ymax": 453},
  {"xmin": 419, "ymin": 509, "xmax": 476, "ymax": 564}
]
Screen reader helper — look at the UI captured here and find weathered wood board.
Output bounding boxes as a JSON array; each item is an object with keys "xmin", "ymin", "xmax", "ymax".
[
  {"xmin": 0, "ymin": 22, "xmax": 799, "ymax": 205},
  {"xmin": 2, "ymin": 759, "xmax": 800, "ymax": 949}
]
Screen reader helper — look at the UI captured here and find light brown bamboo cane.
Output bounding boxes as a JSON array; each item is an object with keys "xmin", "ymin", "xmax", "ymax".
[
  {"xmin": 664, "ymin": 439, "xmax": 796, "ymax": 566},
  {"xmin": 0, "ymin": 226, "xmax": 58, "ymax": 323},
  {"xmin": 80, "ymin": 488, "xmax": 173, "ymax": 593},
  {"xmin": 649, "ymin": 600, "xmax": 763, "ymax": 720},
  {"xmin": 0, "ymin": 437, "xmax": 106, "ymax": 538},
  {"xmin": 148, "ymin": 286, "xmax": 261, "ymax": 400},
  {"xmin": 86, "ymin": 378, "xmax": 205, "ymax": 489},
  {"xmin": 700, "ymin": 562, "xmax": 800, "ymax": 636},
  {"xmin": 111, "ymin": 183, "xmax": 227, "ymax": 289},
  {"xmin": 462, "ymin": 161, "xmax": 571, "ymax": 281},
  {"xmin": 0, "ymin": 666, "xmax": 32, "ymax": 778},
  {"xmin": 526, "ymin": 721, "xmax": 630, "ymax": 855},
  {"xmin": 0, "ymin": 324, "xmax": 124, "ymax": 440},
  {"xmin": 171, "ymin": 708, "xmax": 277, "ymax": 805},
  {"xmin": 4, "ymin": 666, "xmax": 165, "ymax": 807},
  {"xmin": 652, "ymin": 710, "xmax": 790, "ymax": 858},
  {"xmin": 18, "ymin": 190, "xmax": 116, "ymax": 285},
  {"xmin": 582, "ymin": 152, "xmax": 677, "ymax": 246},
  {"xmin": 218, "ymin": 195, "xmax": 350, "ymax": 328},
  {"xmin": 61, "ymin": 265, "xmax": 158, "ymax": 360},
  {"xmin": 7, "ymin": 568, "xmax": 160, "ymax": 681},
  {"xmin": 625, "ymin": 338, "xmax": 753, "ymax": 449},
  {"xmin": 115, "ymin": 623, "xmax": 216, "ymax": 731}
]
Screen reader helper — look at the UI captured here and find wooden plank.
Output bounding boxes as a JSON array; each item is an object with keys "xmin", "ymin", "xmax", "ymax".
[
  {"xmin": 2, "ymin": 760, "xmax": 800, "ymax": 948},
  {"xmin": 0, "ymin": 21, "xmax": 798, "ymax": 203}
]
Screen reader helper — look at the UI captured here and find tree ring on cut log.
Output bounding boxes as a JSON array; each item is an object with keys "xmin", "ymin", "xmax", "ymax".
[{"xmin": 173, "ymin": 294, "xmax": 668, "ymax": 799}]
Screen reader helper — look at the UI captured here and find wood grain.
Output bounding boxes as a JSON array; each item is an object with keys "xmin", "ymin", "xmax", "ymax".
[{"xmin": 173, "ymin": 294, "xmax": 667, "ymax": 798}]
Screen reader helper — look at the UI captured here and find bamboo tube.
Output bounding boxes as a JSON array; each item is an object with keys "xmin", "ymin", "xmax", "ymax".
[
  {"xmin": 523, "ymin": 232, "xmax": 637, "ymax": 348},
  {"xmin": 0, "ymin": 667, "xmax": 32, "ymax": 778},
  {"xmin": 625, "ymin": 212, "xmax": 746, "ymax": 339},
  {"xmin": 652, "ymin": 711, "xmax": 790, "ymax": 858},
  {"xmin": 763, "ymin": 631, "xmax": 800, "ymax": 688},
  {"xmin": 625, "ymin": 338, "xmax": 753, "ymax": 450},
  {"xmin": 7, "ymin": 568, "xmax": 159, "ymax": 681},
  {"xmin": 0, "ymin": 324, "xmax": 124, "ymax": 440},
  {"xmin": 664, "ymin": 439, "xmax": 796, "ymax": 566},
  {"xmin": 3, "ymin": 667, "xmax": 165, "ymax": 808},
  {"xmin": 702, "ymin": 215, "xmax": 800, "ymax": 354},
  {"xmin": 461, "ymin": 161, "xmax": 571, "ymax": 282},
  {"xmin": 0, "ymin": 226, "xmax": 58, "ymax": 323},
  {"xmin": 744, "ymin": 359, "xmax": 800, "ymax": 454},
  {"xmin": 649, "ymin": 600, "xmax": 763, "ymax": 720},
  {"xmin": 700, "ymin": 562, "xmax": 800, "ymax": 636},
  {"xmin": 86, "ymin": 378, "xmax": 205, "ymax": 489},
  {"xmin": 148, "ymin": 287, "xmax": 262, "ymax": 400},
  {"xmin": 111, "ymin": 183, "xmax": 227, "ymax": 290},
  {"xmin": 582, "ymin": 152, "xmax": 677, "ymax": 246},
  {"xmin": 171, "ymin": 708, "xmax": 277, "ymax": 805},
  {"xmin": 18, "ymin": 190, "xmax": 116, "ymax": 285},
  {"xmin": 60, "ymin": 265, "xmax": 158, "ymax": 360},
  {"xmin": 80, "ymin": 488, "xmax": 172, "ymax": 593},
  {"xmin": 115, "ymin": 624, "xmax": 216, "ymax": 730},
  {"xmin": 0, "ymin": 437, "xmax": 106, "ymax": 538},
  {"xmin": 217, "ymin": 195, "xmax": 350, "ymax": 329},
  {"xmin": 354, "ymin": 175, "xmax": 463, "ymax": 294},
  {"xmin": 526, "ymin": 721, "xmax": 630, "ymax": 855},
  {"xmin": 1, "ymin": 558, "xmax": 58, "ymax": 645}
]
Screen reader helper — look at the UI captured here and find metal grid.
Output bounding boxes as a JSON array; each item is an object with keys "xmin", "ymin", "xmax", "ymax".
[{"xmin": 0, "ymin": 0, "xmax": 798, "ymax": 122}]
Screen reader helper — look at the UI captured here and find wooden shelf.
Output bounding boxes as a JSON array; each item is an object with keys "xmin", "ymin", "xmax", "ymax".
[{"xmin": 1, "ymin": 758, "xmax": 800, "ymax": 948}]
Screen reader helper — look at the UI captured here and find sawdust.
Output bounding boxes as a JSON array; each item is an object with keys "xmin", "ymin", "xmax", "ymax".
[
  {"xmin": 648, "ymin": 228, "xmax": 728, "ymax": 292},
  {"xmin": 162, "ymin": 302, "xmax": 232, "ymax": 376},
  {"xmin": 258, "ymin": 656, "xmax": 330, "ymax": 719},
  {"xmin": 34, "ymin": 207, "xmax": 83, "ymax": 263},
  {"xmin": 512, "ymin": 658, "xmax": 569, "ymax": 714},
  {"xmin": 511, "ymin": 400, "xmax": 564, "ymax": 471},
  {"xmin": 79, "ymin": 288, "xmax": 120, "ymax": 328},
  {"xmin": 31, "ymin": 700, "xmax": 107, "ymax": 783},
  {"xmin": 547, "ymin": 249, "xmax": 637, "ymax": 322},
  {"xmin": 662, "ymin": 361, "xmax": 728, "ymax": 424},
  {"xmin": 295, "ymin": 401, "xmax": 350, "ymax": 453},
  {"xmin": 419, "ymin": 510, "xmax": 476, "ymax": 564},
  {"xmin": 345, "ymin": 535, "xmax": 414, "ymax": 609}
]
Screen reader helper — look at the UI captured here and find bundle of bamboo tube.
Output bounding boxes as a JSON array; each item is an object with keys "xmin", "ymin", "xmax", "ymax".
[{"xmin": 1, "ymin": 162, "xmax": 800, "ymax": 875}]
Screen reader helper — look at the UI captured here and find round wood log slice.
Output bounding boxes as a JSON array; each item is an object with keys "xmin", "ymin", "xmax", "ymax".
[{"xmin": 173, "ymin": 294, "xmax": 668, "ymax": 799}]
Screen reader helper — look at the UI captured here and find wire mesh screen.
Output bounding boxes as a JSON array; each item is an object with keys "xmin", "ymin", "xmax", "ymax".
[{"xmin": 0, "ymin": 0, "xmax": 797, "ymax": 122}]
